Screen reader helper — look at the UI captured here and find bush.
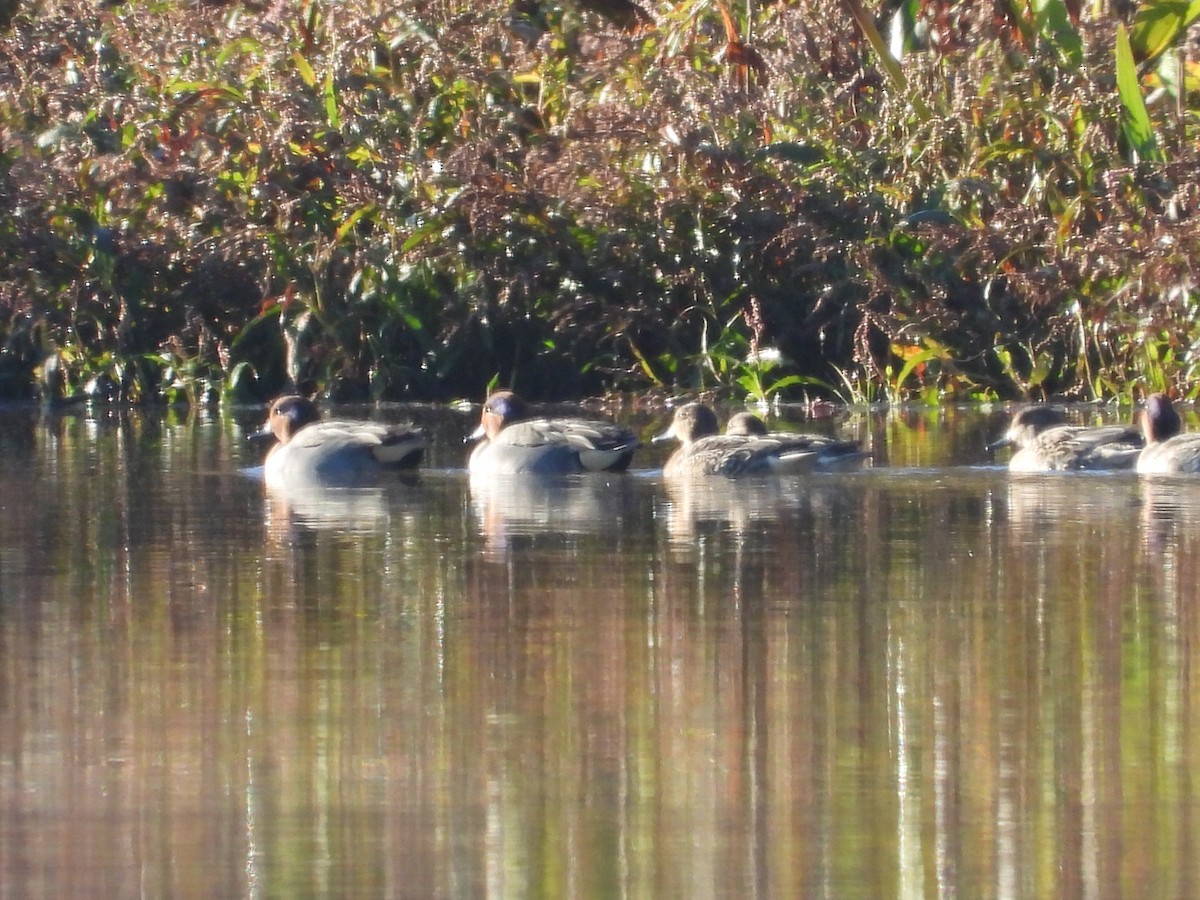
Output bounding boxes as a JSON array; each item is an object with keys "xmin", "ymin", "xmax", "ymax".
[{"xmin": 0, "ymin": 0, "xmax": 1198, "ymax": 405}]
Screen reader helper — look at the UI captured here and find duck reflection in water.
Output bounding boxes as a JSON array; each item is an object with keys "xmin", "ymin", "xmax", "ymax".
[
  {"xmin": 469, "ymin": 470, "xmax": 640, "ymax": 562},
  {"xmin": 999, "ymin": 475, "xmax": 1140, "ymax": 538},
  {"xmin": 263, "ymin": 483, "xmax": 395, "ymax": 542},
  {"xmin": 659, "ymin": 473, "xmax": 808, "ymax": 546}
]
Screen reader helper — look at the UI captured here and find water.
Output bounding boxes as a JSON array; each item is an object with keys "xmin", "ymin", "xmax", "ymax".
[{"xmin": 2, "ymin": 402, "xmax": 1199, "ymax": 898}]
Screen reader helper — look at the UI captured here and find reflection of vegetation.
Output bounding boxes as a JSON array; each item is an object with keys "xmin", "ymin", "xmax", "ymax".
[
  {"xmin": 2, "ymin": 1, "xmax": 1200, "ymax": 404},
  {"xmin": 6, "ymin": 410, "xmax": 1200, "ymax": 895}
]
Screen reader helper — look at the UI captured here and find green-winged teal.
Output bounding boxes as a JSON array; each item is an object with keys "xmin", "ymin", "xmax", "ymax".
[
  {"xmin": 467, "ymin": 390, "xmax": 639, "ymax": 475},
  {"xmin": 255, "ymin": 395, "xmax": 426, "ymax": 487},
  {"xmin": 988, "ymin": 405, "xmax": 1141, "ymax": 472},
  {"xmin": 724, "ymin": 411, "xmax": 868, "ymax": 468},
  {"xmin": 1137, "ymin": 393, "xmax": 1200, "ymax": 474},
  {"xmin": 654, "ymin": 403, "xmax": 846, "ymax": 476}
]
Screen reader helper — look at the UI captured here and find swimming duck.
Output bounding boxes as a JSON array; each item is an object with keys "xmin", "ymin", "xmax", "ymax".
[
  {"xmin": 988, "ymin": 405, "xmax": 1142, "ymax": 472},
  {"xmin": 255, "ymin": 395, "xmax": 426, "ymax": 487},
  {"xmin": 467, "ymin": 390, "xmax": 639, "ymax": 475},
  {"xmin": 1136, "ymin": 393, "xmax": 1200, "ymax": 474},
  {"xmin": 724, "ymin": 411, "xmax": 868, "ymax": 469},
  {"xmin": 724, "ymin": 412, "xmax": 770, "ymax": 436},
  {"xmin": 654, "ymin": 402, "xmax": 840, "ymax": 476}
]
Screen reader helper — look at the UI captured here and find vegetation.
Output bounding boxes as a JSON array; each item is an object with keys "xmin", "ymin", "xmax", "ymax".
[{"xmin": 1, "ymin": 0, "xmax": 1199, "ymax": 406}]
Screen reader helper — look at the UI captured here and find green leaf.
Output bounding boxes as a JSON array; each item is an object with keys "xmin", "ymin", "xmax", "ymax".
[
  {"xmin": 1027, "ymin": 359, "xmax": 1050, "ymax": 388},
  {"xmin": 891, "ymin": 347, "xmax": 946, "ymax": 395},
  {"xmin": 1002, "ymin": 0, "xmax": 1037, "ymax": 47},
  {"xmin": 402, "ymin": 218, "xmax": 444, "ymax": 253},
  {"xmin": 335, "ymin": 204, "xmax": 377, "ymax": 243},
  {"xmin": 323, "ymin": 67, "xmax": 340, "ymax": 131},
  {"xmin": 1034, "ymin": 0, "xmax": 1082, "ymax": 67},
  {"xmin": 164, "ymin": 81, "xmax": 246, "ymax": 102},
  {"xmin": 839, "ymin": 0, "xmax": 931, "ymax": 120},
  {"xmin": 1116, "ymin": 23, "xmax": 1165, "ymax": 163},
  {"xmin": 764, "ymin": 374, "xmax": 807, "ymax": 393},
  {"xmin": 1130, "ymin": 0, "xmax": 1200, "ymax": 65},
  {"xmin": 292, "ymin": 51, "xmax": 317, "ymax": 88},
  {"xmin": 215, "ymin": 35, "xmax": 264, "ymax": 67}
]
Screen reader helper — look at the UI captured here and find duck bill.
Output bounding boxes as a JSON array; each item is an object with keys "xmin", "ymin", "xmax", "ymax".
[
  {"xmin": 985, "ymin": 436, "xmax": 1012, "ymax": 455},
  {"xmin": 248, "ymin": 418, "xmax": 275, "ymax": 443},
  {"xmin": 651, "ymin": 428, "xmax": 674, "ymax": 445},
  {"xmin": 466, "ymin": 422, "xmax": 486, "ymax": 443}
]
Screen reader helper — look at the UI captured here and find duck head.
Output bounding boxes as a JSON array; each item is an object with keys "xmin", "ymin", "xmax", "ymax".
[
  {"xmin": 469, "ymin": 390, "xmax": 532, "ymax": 442},
  {"xmin": 653, "ymin": 403, "xmax": 721, "ymax": 446},
  {"xmin": 255, "ymin": 395, "xmax": 321, "ymax": 445}
]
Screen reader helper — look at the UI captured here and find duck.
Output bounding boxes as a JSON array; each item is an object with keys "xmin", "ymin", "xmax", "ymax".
[
  {"xmin": 654, "ymin": 402, "xmax": 842, "ymax": 477},
  {"xmin": 987, "ymin": 405, "xmax": 1142, "ymax": 472},
  {"xmin": 467, "ymin": 390, "xmax": 639, "ymax": 475},
  {"xmin": 724, "ymin": 411, "xmax": 869, "ymax": 468},
  {"xmin": 254, "ymin": 395, "xmax": 426, "ymax": 487},
  {"xmin": 1136, "ymin": 393, "xmax": 1200, "ymax": 474},
  {"xmin": 724, "ymin": 411, "xmax": 770, "ymax": 436}
]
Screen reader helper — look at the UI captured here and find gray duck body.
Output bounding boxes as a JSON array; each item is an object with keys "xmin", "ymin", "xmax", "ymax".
[
  {"xmin": 468, "ymin": 390, "xmax": 639, "ymax": 476},
  {"xmin": 724, "ymin": 412, "xmax": 868, "ymax": 470},
  {"xmin": 989, "ymin": 405, "xmax": 1141, "ymax": 472},
  {"xmin": 258, "ymin": 395, "xmax": 426, "ymax": 487},
  {"xmin": 656, "ymin": 403, "xmax": 834, "ymax": 477}
]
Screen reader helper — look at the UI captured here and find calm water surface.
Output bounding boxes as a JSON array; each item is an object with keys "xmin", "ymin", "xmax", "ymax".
[{"xmin": 1, "ymin": 402, "xmax": 1199, "ymax": 899}]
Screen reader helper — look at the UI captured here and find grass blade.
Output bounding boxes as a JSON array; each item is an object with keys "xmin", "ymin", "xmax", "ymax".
[{"xmin": 1116, "ymin": 23, "xmax": 1165, "ymax": 162}]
